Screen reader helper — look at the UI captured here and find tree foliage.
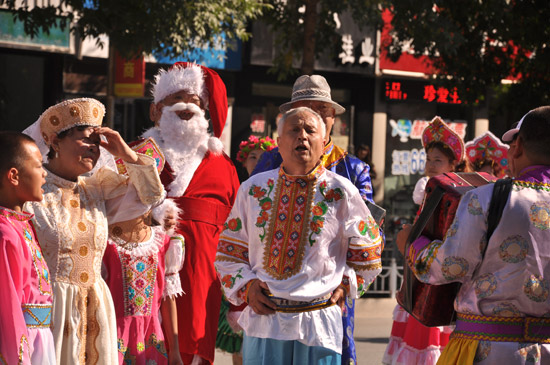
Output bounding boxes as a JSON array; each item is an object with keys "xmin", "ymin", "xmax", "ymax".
[
  {"xmin": 1, "ymin": 0, "xmax": 269, "ymax": 59},
  {"xmin": 379, "ymin": 0, "xmax": 550, "ymax": 112},
  {"xmin": 262, "ymin": 0, "xmax": 382, "ymax": 79}
]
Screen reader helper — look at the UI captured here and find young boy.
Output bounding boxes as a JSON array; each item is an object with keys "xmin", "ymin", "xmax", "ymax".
[{"xmin": 0, "ymin": 131, "xmax": 55, "ymax": 364}]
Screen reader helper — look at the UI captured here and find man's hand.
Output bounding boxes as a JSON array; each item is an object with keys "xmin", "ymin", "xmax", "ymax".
[
  {"xmin": 163, "ymin": 211, "xmax": 177, "ymax": 233},
  {"xmin": 247, "ymin": 279, "xmax": 277, "ymax": 315},
  {"xmin": 330, "ymin": 286, "xmax": 346, "ymax": 311},
  {"xmin": 396, "ymin": 224, "xmax": 412, "ymax": 255}
]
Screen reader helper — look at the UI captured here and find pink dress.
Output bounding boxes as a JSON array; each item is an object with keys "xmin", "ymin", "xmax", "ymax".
[
  {"xmin": 0, "ymin": 207, "xmax": 55, "ymax": 364},
  {"xmin": 102, "ymin": 226, "xmax": 184, "ymax": 365}
]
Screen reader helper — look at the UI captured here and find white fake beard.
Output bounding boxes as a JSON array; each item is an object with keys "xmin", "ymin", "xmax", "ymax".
[{"xmin": 158, "ymin": 102, "xmax": 210, "ymax": 197}]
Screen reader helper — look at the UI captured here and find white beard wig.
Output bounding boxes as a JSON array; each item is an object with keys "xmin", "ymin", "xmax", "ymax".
[{"xmin": 143, "ymin": 102, "xmax": 223, "ymax": 197}]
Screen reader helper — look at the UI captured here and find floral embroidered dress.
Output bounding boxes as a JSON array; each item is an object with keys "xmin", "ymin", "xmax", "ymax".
[
  {"xmin": 0, "ymin": 207, "xmax": 55, "ymax": 365},
  {"xmin": 405, "ymin": 165, "xmax": 550, "ymax": 364},
  {"xmin": 215, "ymin": 164, "xmax": 383, "ymax": 355},
  {"xmin": 24, "ymin": 155, "xmax": 164, "ymax": 365},
  {"xmin": 103, "ymin": 226, "xmax": 184, "ymax": 364}
]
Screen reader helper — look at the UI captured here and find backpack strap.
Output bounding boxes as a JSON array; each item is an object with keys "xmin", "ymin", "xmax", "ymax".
[{"xmin": 483, "ymin": 178, "xmax": 513, "ymax": 257}]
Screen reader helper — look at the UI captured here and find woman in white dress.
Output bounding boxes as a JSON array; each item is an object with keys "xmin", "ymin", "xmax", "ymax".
[{"xmin": 24, "ymin": 98, "xmax": 164, "ymax": 364}]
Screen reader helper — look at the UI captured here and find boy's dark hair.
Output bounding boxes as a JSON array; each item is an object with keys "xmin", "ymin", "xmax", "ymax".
[
  {"xmin": 519, "ymin": 106, "xmax": 550, "ymax": 161},
  {"xmin": 0, "ymin": 131, "xmax": 37, "ymax": 176}
]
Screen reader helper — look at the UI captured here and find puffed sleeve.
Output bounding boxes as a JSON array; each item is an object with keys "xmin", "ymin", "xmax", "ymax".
[
  {"xmin": 0, "ymin": 229, "xmax": 31, "ymax": 364},
  {"xmin": 215, "ymin": 182, "xmax": 259, "ymax": 306},
  {"xmin": 341, "ymin": 189, "xmax": 383, "ymax": 298},
  {"xmin": 163, "ymin": 235, "xmax": 185, "ymax": 299},
  {"xmin": 406, "ymin": 188, "xmax": 489, "ymax": 285},
  {"xmin": 93, "ymin": 153, "xmax": 164, "ymax": 206}
]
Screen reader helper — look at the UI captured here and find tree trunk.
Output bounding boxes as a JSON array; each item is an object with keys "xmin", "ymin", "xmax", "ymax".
[
  {"xmin": 301, "ymin": 0, "xmax": 319, "ymax": 75},
  {"xmin": 106, "ymin": 45, "xmax": 116, "ymax": 128}
]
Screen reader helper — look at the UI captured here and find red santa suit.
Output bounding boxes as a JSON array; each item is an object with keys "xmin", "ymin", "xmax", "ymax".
[{"xmin": 146, "ymin": 62, "xmax": 239, "ymax": 364}]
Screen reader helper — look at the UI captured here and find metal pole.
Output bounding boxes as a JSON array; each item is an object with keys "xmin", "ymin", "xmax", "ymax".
[{"xmin": 389, "ymin": 257, "xmax": 397, "ymax": 298}]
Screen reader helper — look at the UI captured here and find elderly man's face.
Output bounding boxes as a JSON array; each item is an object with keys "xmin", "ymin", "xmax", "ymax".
[
  {"xmin": 278, "ymin": 111, "xmax": 325, "ymax": 174},
  {"xmin": 152, "ymin": 90, "xmax": 204, "ymax": 122},
  {"xmin": 291, "ymin": 100, "xmax": 335, "ymax": 140}
]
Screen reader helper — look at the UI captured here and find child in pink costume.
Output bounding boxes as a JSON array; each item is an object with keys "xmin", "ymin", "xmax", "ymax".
[
  {"xmin": 383, "ymin": 117, "xmax": 467, "ymax": 365},
  {"xmin": 103, "ymin": 193, "xmax": 185, "ymax": 364},
  {"xmin": 0, "ymin": 132, "xmax": 55, "ymax": 364}
]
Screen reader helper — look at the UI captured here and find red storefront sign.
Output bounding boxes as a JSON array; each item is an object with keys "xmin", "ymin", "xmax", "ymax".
[{"xmin": 114, "ymin": 52, "xmax": 145, "ymax": 97}]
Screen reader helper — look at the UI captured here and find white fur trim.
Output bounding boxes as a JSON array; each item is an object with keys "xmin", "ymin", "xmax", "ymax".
[
  {"xmin": 151, "ymin": 198, "xmax": 182, "ymax": 235},
  {"xmin": 152, "ymin": 64, "xmax": 208, "ymax": 104},
  {"xmin": 208, "ymin": 136, "xmax": 224, "ymax": 155}
]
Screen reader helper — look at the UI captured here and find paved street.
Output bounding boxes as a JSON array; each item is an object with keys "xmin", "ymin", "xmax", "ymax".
[{"xmin": 214, "ymin": 297, "xmax": 395, "ymax": 365}]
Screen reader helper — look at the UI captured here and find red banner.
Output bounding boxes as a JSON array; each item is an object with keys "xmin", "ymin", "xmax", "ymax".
[{"xmin": 114, "ymin": 52, "xmax": 145, "ymax": 97}]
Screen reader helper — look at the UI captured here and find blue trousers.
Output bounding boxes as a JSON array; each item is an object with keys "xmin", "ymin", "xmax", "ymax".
[{"xmin": 242, "ymin": 335, "xmax": 341, "ymax": 365}]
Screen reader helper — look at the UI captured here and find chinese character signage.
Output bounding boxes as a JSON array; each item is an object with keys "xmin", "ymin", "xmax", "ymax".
[
  {"xmin": 250, "ymin": 114, "xmax": 266, "ymax": 133},
  {"xmin": 383, "ymin": 80, "xmax": 462, "ymax": 105},
  {"xmin": 114, "ymin": 52, "xmax": 145, "ymax": 97},
  {"xmin": 250, "ymin": 11, "xmax": 376, "ymax": 75}
]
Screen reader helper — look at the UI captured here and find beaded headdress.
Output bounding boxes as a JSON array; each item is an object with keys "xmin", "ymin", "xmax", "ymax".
[
  {"xmin": 465, "ymin": 131, "xmax": 509, "ymax": 178},
  {"xmin": 421, "ymin": 116, "xmax": 465, "ymax": 162},
  {"xmin": 236, "ymin": 135, "xmax": 277, "ymax": 163},
  {"xmin": 38, "ymin": 98, "xmax": 105, "ymax": 147}
]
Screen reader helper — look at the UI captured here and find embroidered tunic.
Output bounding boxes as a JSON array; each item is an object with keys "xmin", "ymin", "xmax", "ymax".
[
  {"xmin": 406, "ymin": 166, "xmax": 550, "ymax": 363},
  {"xmin": 25, "ymin": 154, "xmax": 164, "ymax": 365},
  {"xmin": 215, "ymin": 165, "xmax": 382, "ymax": 354},
  {"xmin": 103, "ymin": 226, "xmax": 184, "ymax": 364},
  {"xmin": 0, "ymin": 207, "xmax": 55, "ymax": 365}
]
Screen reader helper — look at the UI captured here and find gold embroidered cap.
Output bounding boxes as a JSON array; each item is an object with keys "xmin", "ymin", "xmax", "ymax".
[{"xmin": 38, "ymin": 98, "xmax": 105, "ymax": 146}]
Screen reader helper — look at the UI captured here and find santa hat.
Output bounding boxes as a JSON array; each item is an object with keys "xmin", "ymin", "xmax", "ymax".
[{"xmin": 152, "ymin": 62, "xmax": 228, "ymax": 138}]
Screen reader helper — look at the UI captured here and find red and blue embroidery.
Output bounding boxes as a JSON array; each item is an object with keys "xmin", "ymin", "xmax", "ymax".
[
  {"xmin": 262, "ymin": 172, "xmax": 315, "ymax": 280},
  {"xmin": 217, "ymin": 237, "xmax": 249, "ymax": 264},
  {"xmin": 119, "ymin": 252, "xmax": 158, "ymax": 316}
]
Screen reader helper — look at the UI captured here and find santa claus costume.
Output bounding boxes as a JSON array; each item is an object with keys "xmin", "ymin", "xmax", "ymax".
[{"xmin": 142, "ymin": 62, "xmax": 239, "ymax": 364}]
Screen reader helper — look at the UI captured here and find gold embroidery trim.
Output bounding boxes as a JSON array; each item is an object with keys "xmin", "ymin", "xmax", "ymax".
[{"xmin": 262, "ymin": 176, "xmax": 315, "ymax": 280}]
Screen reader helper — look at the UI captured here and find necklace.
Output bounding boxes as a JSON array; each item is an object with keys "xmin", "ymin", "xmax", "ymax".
[{"xmin": 110, "ymin": 220, "xmax": 151, "ymax": 250}]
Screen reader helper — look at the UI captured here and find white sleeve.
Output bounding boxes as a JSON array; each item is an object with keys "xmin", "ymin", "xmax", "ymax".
[{"xmin": 163, "ymin": 234, "xmax": 185, "ymax": 299}]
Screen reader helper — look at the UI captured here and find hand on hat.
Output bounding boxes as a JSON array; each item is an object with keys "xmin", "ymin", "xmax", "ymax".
[{"xmin": 94, "ymin": 127, "xmax": 140, "ymax": 164}]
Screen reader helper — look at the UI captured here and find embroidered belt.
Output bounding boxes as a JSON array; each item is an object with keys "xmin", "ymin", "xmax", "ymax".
[
  {"xmin": 179, "ymin": 197, "xmax": 232, "ymax": 226},
  {"xmin": 22, "ymin": 303, "xmax": 52, "ymax": 328},
  {"xmin": 453, "ymin": 313, "xmax": 550, "ymax": 343},
  {"xmin": 265, "ymin": 292, "xmax": 335, "ymax": 313}
]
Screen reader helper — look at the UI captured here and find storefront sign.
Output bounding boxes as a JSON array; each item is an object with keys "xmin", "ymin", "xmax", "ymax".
[
  {"xmin": 387, "ymin": 118, "xmax": 467, "ymax": 176},
  {"xmin": 114, "ymin": 52, "xmax": 145, "ymax": 97},
  {"xmin": 384, "ymin": 80, "xmax": 462, "ymax": 105},
  {"xmin": 0, "ymin": 10, "xmax": 70, "ymax": 51}
]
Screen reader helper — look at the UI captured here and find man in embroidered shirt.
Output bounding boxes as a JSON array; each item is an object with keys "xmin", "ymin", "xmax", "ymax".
[
  {"xmin": 251, "ymin": 74, "xmax": 376, "ymax": 364},
  {"xmin": 215, "ymin": 107, "xmax": 382, "ymax": 364},
  {"xmin": 396, "ymin": 106, "xmax": 550, "ymax": 363}
]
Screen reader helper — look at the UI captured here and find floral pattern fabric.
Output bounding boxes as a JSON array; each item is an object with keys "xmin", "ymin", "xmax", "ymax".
[
  {"xmin": 406, "ymin": 166, "xmax": 550, "ymax": 363},
  {"xmin": 103, "ymin": 226, "xmax": 182, "ymax": 364}
]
